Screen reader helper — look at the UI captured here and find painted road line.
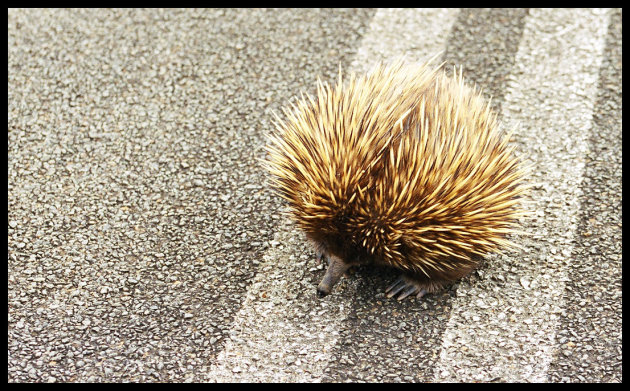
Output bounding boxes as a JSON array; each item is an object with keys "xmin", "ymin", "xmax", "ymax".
[
  {"xmin": 351, "ymin": 8, "xmax": 459, "ymax": 72},
  {"xmin": 434, "ymin": 8, "xmax": 610, "ymax": 382},
  {"xmin": 208, "ymin": 8, "xmax": 459, "ymax": 382}
]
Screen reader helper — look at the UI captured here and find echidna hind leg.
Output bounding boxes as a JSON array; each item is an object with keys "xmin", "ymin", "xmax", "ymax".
[{"xmin": 385, "ymin": 275, "xmax": 430, "ymax": 301}]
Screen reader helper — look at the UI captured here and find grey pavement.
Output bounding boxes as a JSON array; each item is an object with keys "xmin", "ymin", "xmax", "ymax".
[{"xmin": 8, "ymin": 8, "xmax": 622, "ymax": 382}]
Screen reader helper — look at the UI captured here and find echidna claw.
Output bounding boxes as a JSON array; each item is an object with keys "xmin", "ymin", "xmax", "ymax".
[
  {"xmin": 315, "ymin": 250, "xmax": 326, "ymax": 263},
  {"xmin": 397, "ymin": 285, "xmax": 421, "ymax": 301},
  {"xmin": 386, "ymin": 275, "xmax": 428, "ymax": 300},
  {"xmin": 385, "ymin": 277, "xmax": 407, "ymax": 298}
]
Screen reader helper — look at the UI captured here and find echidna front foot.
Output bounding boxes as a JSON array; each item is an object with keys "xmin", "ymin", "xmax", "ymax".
[{"xmin": 386, "ymin": 275, "xmax": 429, "ymax": 301}]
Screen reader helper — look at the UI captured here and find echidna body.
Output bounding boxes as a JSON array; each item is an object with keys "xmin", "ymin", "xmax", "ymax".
[{"xmin": 264, "ymin": 59, "xmax": 527, "ymax": 300}]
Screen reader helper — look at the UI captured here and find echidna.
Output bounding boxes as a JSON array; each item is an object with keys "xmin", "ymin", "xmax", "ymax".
[{"xmin": 264, "ymin": 58, "xmax": 528, "ymax": 300}]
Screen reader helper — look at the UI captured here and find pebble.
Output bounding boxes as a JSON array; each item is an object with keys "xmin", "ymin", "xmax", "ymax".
[{"xmin": 520, "ymin": 277, "xmax": 531, "ymax": 290}]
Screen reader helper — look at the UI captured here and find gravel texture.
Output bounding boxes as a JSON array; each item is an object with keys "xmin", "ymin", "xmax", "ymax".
[
  {"xmin": 7, "ymin": 8, "xmax": 373, "ymax": 382},
  {"xmin": 546, "ymin": 7, "xmax": 623, "ymax": 382},
  {"xmin": 442, "ymin": 8, "xmax": 529, "ymax": 115},
  {"xmin": 8, "ymin": 8, "xmax": 621, "ymax": 383}
]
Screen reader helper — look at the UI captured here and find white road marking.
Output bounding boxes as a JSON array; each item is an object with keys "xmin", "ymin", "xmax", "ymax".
[
  {"xmin": 433, "ymin": 8, "xmax": 610, "ymax": 382},
  {"xmin": 351, "ymin": 8, "xmax": 459, "ymax": 72},
  {"xmin": 207, "ymin": 8, "xmax": 459, "ymax": 382}
]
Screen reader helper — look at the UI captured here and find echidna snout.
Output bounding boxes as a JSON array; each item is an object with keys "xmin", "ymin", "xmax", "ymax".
[{"xmin": 316, "ymin": 255, "xmax": 351, "ymax": 298}]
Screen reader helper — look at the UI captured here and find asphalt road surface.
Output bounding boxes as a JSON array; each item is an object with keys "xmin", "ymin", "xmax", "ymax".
[{"xmin": 8, "ymin": 8, "xmax": 622, "ymax": 382}]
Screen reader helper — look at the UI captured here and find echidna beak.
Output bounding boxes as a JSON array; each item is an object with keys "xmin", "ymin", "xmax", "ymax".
[{"xmin": 316, "ymin": 255, "xmax": 351, "ymax": 298}]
